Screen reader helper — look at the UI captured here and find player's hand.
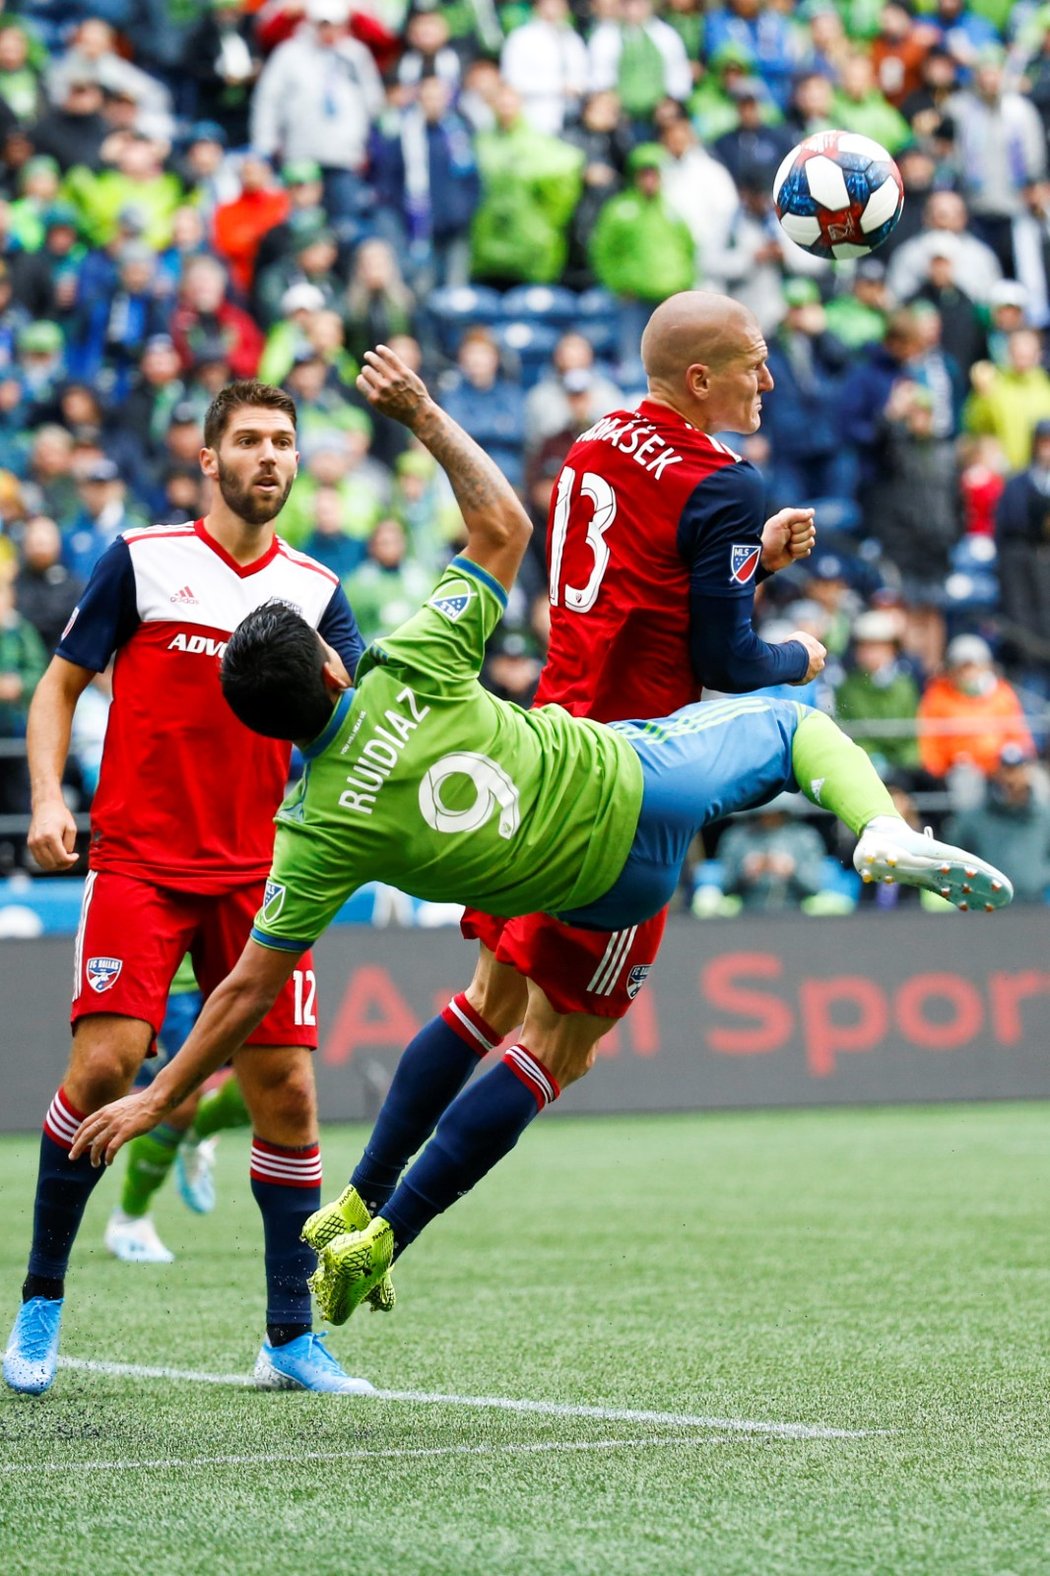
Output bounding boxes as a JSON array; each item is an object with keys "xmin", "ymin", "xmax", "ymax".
[
  {"xmin": 761, "ymin": 508, "xmax": 816, "ymax": 572},
  {"xmin": 356, "ymin": 344, "xmax": 432, "ymax": 430},
  {"xmin": 27, "ymin": 796, "xmax": 79, "ymax": 870},
  {"xmin": 69, "ymin": 1091, "xmax": 163, "ymax": 1169},
  {"xmin": 785, "ymin": 630, "xmax": 826, "ymax": 683}
]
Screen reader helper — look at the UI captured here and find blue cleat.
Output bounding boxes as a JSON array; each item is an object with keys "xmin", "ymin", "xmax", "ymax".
[
  {"xmin": 252, "ymin": 1332, "xmax": 374, "ymax": 1395},
  {"xmin": 4, "ymin": 1297, "xmax": 64, "ymax": 1395}
]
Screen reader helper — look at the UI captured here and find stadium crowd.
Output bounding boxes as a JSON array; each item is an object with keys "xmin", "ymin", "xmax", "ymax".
[{"xmin": 0, "ymin": 0, "xmax": 1049, "ymax": 901}]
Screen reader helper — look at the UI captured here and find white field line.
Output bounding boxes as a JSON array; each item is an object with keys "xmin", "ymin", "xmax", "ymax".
[
  {"xmin": 53, "ymin": 1356, "xmax": 884, "ymax": 1440},
  {"xmin": 2, "ymin": 1435, "xmax": 718, "ymax": 1474}
]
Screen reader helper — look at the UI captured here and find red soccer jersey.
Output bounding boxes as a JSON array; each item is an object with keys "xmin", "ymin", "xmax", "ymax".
[
  {"xmin": 57, "ymin": 520, "xmax": 363, "ymax": 894},
  {"xmin": 535, "ymin": 400, "xmax": 804, "ymax": 723}
]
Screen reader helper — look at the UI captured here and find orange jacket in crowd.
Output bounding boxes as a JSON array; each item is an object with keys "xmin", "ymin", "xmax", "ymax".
[{"xmin": 916, "ymin": 674, "xmax": 1035, "ymax": 778}]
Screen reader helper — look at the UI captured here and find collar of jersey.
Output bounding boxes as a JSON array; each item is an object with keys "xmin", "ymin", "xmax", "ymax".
[
  {"xmin": 302, "ymin": 688, "xmax": 353, "ymax": 761},
  {"xmin": 637, "ymin": 397, "xmax": 695, "ymax": 432},
  {"xmin": 193, "ymin": 517, "xmax": 282, "ymax": 578}
]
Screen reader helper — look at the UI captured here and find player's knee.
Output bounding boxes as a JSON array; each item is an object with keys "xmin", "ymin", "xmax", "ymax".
[
  {"xmin": 66, "ymin": 1021, "xmax": 145, "ymax": 1109},
  {"xmin": 539, "ymin": 1039, "xmax": 598, "ymax": 1091},
  {"xmin": 465, "ymin": 968, "xmax": 527, "ymax": 1037},
  {"xmin": 65, "ymin": 1040, "xmax": 140, "ymax": 1109},
  {"xmin": 242, "ymin": 1056, "xmax": 316, "ymax": 1142}
]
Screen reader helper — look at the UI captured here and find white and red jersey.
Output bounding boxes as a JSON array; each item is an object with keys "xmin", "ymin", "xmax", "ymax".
[
  {"xmin": 58, "ymin": 518, "xmax": 363, "ymax": 894},
  {"xmin": 535, "ymin": 399, "xmax": 808, "ymax": 723}
]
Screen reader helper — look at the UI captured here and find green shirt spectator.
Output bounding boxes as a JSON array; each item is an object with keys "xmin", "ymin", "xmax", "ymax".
[
  {"xmin": 63, "ymin": 141, "xmax": 185, "ymax": 249},
  {"xmin": 8, "ymin": 156, "xmax": 61, "ymax": 252},
  {"xmin": 589, "ymin": 145, "xmax": 695, "ymax": 302},
  {"xmin": 0, "ymin": 575, "xmax": 47, "ymax": 738},
  {"xmin": 825, "ymin": 261, "xmax": 890, "ymax": 349},
  {"xmin": 342, "ymin": 517, "xmax": 434, "ymax": 645},
  {"xmin": 834, "ymin": 610, "xmax": 921, "ymax": 775},
  {"xmin": 280, "ymin": 424, "xmax": 390, "ymax": 549},
  {"xmin": 832, "ymin": 52, "xmax": 911, "ymax": 152},
  {"xmin": 0, "ymin": 24, "xmax": 43, "ymax": 124},
  {"xmin": 964, "ymin": 329, "xmax": 1050, "ymax": 471},
  {"xmin": 471, "ymin": 84, "xmax": 584, "ymax": 286}
]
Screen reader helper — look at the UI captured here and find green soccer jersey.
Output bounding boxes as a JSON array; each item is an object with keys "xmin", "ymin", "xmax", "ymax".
[{"xmin": 251, "ymin": 558, "xmax": 645, "ymax": 952}]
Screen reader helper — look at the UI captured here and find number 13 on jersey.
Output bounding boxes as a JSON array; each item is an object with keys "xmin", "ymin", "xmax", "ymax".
[{"xmin": 549, "ymin": 467, "xmax": 617, "ymax": 613}]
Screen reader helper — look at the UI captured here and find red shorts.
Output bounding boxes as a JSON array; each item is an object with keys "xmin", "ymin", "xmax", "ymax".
[
  {"xmin": 71, "ymin": 870, "xmax": 318, "ymax": 1049},
  {"xmin": 460, "ymin": 906, "xmax": 667, "ymax": 1019}
]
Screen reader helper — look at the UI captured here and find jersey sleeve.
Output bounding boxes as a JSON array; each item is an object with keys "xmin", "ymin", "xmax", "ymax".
[
  {"xmin": 54, "ymin": 537, "xmax": 139, "ymax": 672},
  {"xmin": 355, "ymin": 554, "xmax": 507, "ymax": 697},
  {"xmin": 318, "ymin": 582, "xmax": 365, "ymax": 677},
  {"xmin": 677, "ymin": 463, "xmax": 809, "ymax": 692},
  {"xmin": 250, "ymin": 817, "xmax": 359, "ymax": 953}
]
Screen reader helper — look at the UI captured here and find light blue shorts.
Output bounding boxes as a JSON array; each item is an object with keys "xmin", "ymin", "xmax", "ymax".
[{"xmin": 562, "ymin": 697, "xmax": 806, "ymax": 929}]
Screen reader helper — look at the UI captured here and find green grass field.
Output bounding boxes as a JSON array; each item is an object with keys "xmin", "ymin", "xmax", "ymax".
[{"xmin": 2, "ymin": 1105, "xmax": 1048, "ymax": 1576}]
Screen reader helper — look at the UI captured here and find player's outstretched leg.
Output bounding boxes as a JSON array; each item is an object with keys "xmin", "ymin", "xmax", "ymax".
[
  {"xmin": 347, "ymin": 991, "xmax": 504, "ymax": 1216},
  {"xmin": 791, "ymin": 710, "xmax": 1013, "ymax": 910},
  {"xmin": 302, "ymin": 1184, "xmax": 396, "ymax": 1312},
  {"xmin": 310, "ymin": 1044, "xmax": 559, "ymax": 1324}
]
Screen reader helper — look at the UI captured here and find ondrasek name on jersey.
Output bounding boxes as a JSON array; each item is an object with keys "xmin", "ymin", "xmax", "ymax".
[
  {"xmin": 168, "ymin": 632, "xmax": 228, "ymax": 657},
  {"xmin": 575, "ymin": 415, "xmax": 684, "ymax": 480},
  {"xmin": 338, "ymin": 685, "xmax": 430, "ymax": 816}
]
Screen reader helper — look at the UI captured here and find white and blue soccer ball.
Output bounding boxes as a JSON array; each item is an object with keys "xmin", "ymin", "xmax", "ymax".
[{"xmin": 773, "ymin": 131, "xmax": 905, "ymax": 261}]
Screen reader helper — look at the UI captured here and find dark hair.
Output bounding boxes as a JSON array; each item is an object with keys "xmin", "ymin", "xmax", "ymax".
[
  {"xmin": 203, "ymin": 379, "xmax": 297, "ymax": 450},
  {"xmin": 221, "ymin": 601, "xmax": 334, "ymax": 741}
]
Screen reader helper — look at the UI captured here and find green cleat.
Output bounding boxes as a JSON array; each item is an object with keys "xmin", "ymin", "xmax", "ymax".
[
  {"xmin": 308, "ymin": 1218, "xmax": 395, "ymax": 1326},
  {"xmin": 302, "ymin": 1185, "xmax": 396, "ymax": 1313}
]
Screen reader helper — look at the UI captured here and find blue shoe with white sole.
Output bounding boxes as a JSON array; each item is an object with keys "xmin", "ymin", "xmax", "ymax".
[
  {"xmin": 252, "ymin": 1331, "xmax": 373, "ymax": 1394},
  {"xmin": 4, "ymin": 1297, "xmax": 64, "ymax": 1395}
]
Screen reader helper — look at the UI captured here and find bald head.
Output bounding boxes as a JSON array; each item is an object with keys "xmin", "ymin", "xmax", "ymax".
[
  {"xmin": 640, "ymin": 291, "xmax": 773, "ymax": 435},
  {"xmin": 641, "ymin": 291, "xmax": 758, "ymax": 384}
]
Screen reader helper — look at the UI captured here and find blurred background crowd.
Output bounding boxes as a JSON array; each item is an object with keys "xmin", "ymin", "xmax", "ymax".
[{"xmin": 0, "ymin": 0, "xmax": 1049, "ymax": 908}]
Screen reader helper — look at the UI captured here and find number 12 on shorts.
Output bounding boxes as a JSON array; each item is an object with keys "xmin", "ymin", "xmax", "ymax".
[
  {"xmin": 549, "ymin": 466, "xmax": 617, "ymax": 613},
  {"xmin": 293, "ymin": 968, "xmax": 317, "ymax": 1027}
]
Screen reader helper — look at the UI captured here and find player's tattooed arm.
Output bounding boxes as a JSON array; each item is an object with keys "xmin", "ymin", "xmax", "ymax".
[
  {"xmin": 71, "ymin": 942, "xmax": 300, "ymax": 1167},
  {"xmin": 356, "ymin": 343, "xmax": 531, "ymax": 592}
]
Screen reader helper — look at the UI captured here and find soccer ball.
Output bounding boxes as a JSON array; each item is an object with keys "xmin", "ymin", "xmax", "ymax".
[{"xmin": 773, "ymin": 131, "xmax": 904, "ymax": 261}]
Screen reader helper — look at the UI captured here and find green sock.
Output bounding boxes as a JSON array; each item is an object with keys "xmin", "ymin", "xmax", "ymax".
[
  {"xmin": 791, "ymin": 709, "xmax": 897, "ymax": 837},
  {"xmin": 119, "ymin": 1124, "xmax": 183, "ymax": 1218},
  {"xmin": 191, "ymin": 1077, "xmax": 250, "ymax": 1141}
]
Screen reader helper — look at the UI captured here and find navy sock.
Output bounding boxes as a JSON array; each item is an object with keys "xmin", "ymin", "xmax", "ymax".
[
  {"xmin": 382, "ymin": 1046, "xmax": 559, "ymax": 1257},
  {"xmin": 26, "ymin": 1088, "xmax": 108, "ymax": 1288},
  {"xmin": 249, "ymin": 1138, "xmax": 321, "ymax": 1330},
  {"xmin": 351, "ymin": 994, "xmax": 503, "ymax": 1215}
]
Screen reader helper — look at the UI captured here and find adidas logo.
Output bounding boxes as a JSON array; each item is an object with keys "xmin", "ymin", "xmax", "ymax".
[{"xmin": 170, "ymin": 585, "xmax": 198, "ymax": 605}]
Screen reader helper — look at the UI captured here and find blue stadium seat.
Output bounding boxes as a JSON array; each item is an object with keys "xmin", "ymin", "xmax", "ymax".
[
  {"xmin": 577, "ymin": 319, "xmax": 619, "ymax": 359},
  {"xmin": 501, "ymin": 285, "xmax": 580, "ymax": 328},
  {"xmin": 493, "ymin": 321, "xmax": 562, "ymax": 389},
  {"xmin": 425, "ymin": 285, "xmax": 505, "ymax": 357},
  {"xmin": 945, "ymin": 535, "xmax": 998, "ymax": 614},
  {"xmin": 576, "ymin": 288, "xmax": 619, "ymax": 322}
]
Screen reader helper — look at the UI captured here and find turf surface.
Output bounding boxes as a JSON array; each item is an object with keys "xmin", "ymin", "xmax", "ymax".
[{"xmin": 1, "ymin": 1105, "xmax": 1048, "ymax": 1576}]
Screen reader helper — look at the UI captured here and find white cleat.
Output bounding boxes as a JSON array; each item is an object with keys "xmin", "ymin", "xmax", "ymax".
[
  {"xmin": 853, "ymin": 817, "xmax": 1013, "ymax": 912},
  {"xmin": 104, "ymin": 1209, "xmax": 175, "ymax": 1264}
]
